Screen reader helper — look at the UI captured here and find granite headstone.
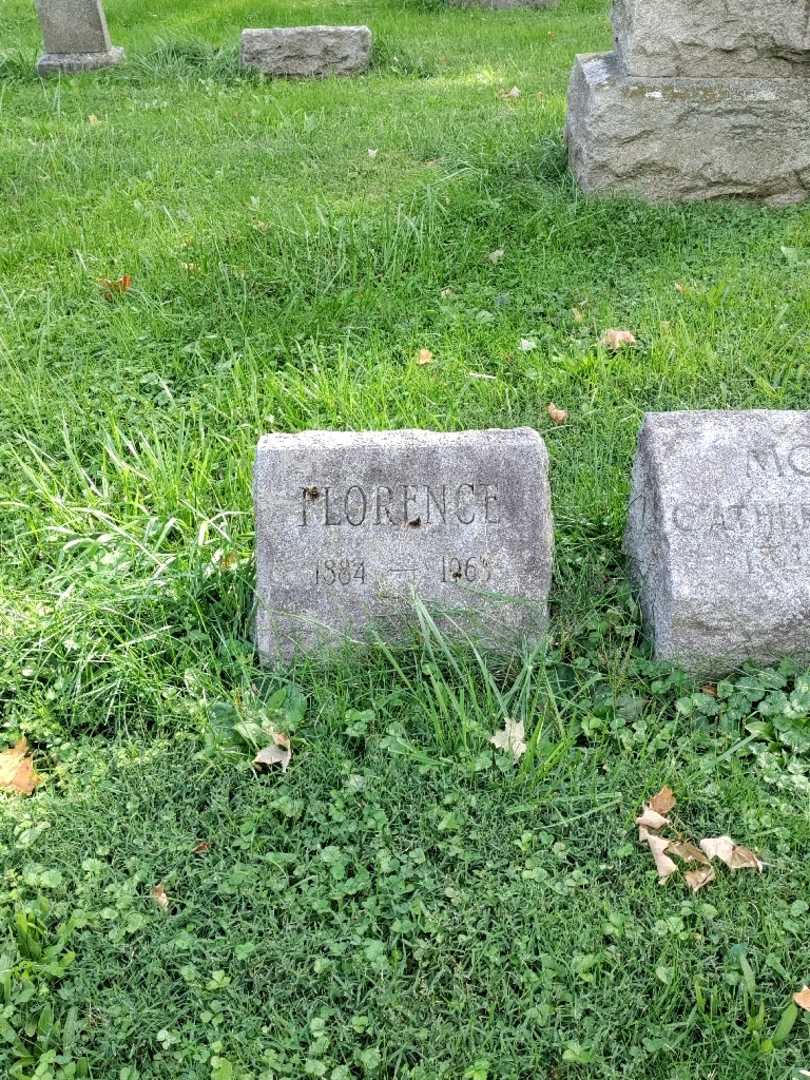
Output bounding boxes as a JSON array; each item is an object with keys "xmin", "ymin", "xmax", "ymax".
[
  {"xmin": 36, "ymin": 0, "xmax": 124, "ymax": 75},
  {"xmin": 255, "ymin": 428, "xmax": 553, "ymax": 662},
  {"xmin": 626, "ymin": 411, "xmax": 810, "ymax": 673}
]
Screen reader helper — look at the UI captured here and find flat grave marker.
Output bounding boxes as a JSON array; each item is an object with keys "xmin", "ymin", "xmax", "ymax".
[
  {"xmin": 240, "ymin": 26, "xmax": 372, "ymax": 77},
  {"xmin": 255, "ymin": 428, "xmax": 553, "ymax": 662},
  {"xmin": 626, "ymin": 411, "xmax": 810, "ymax": 673}
]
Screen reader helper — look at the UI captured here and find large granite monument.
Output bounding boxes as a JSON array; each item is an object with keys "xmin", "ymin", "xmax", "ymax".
[
  {"xmin": 36, "ymin": 0, "xmax": 124, "ymax": 75},
  {"xmin": 566, "ymin": 0, "xmax": 810, "ymax": 204},
  {"xmin": 255, "ymin": 429, "xmax": 553, "ymax": 662},
  {"xmin": 626, "ymin": 411, "xmax": 810, "ymax": 673}
]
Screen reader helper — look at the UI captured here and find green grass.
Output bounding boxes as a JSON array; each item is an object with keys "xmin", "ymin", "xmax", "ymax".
[{"xmin": 2, "ymin": 0, "xmax": 810, "ymax": 1075}]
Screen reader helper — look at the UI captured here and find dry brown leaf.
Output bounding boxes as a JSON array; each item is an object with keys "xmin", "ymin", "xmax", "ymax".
[
  {"xmin": 648, "ymin": 785, "xmax": 676, "ymax": 815},
  {"xmin": 489, "ymin": 718, "xmax": 527, "ymax": 763},
  {"xmin": 647, "ymin": 835, "xmax": 678, "ymax": 882},
  {"xmin": 99, "ymin": 274, "xmax": 132, "ymax": 301},
  {"xmin": 416, "ymin": 348, "xmax": 434, "ymax": 366},
  {"xmin": 793, "ymin": 986, "xmax": 810, "ymax": 1011},
  {"xmin": 219, "ymin": 550, "xmax": 239, "ymax": 571},
  {"xmin": 729, "ymin": 845, "xmax": 764, "ymax": 873},
  {"xmin": 685, "ymin": 866, "xmax": 715, "ymax": 893},
  {"xmin": 0, "ymin": 739, "xmax": 41, "ymax": 796},
  {"xmin": 699, "ymin": 836, "xmax": 735, "ymax": 867},
  {"xmin": 667, "ymin": 841, "xmax": 709, "ymax": 866},
  {"xmin": 254, "ymin": 731, "xmax": 292, "ymax": 772},
  {"xmin": 701, "ymin": 684, "xmax": 718, "ymax": 698},
  {"xmin": 151, "ymin": 882, "xmax": 169, "ymax": 910},
  {"xmin": 546, "ymin": 402, "xmax": 568, "ymax": 426},
  {"xmin": 599, "ymin": 328, "xmax": 637, "ymax": 351},
  {"xmin": 192, "ymin": 840, "xmax": 210, "ymax": 855},
  {"xmin": 487, "ymin": 248, "xmax": 505, "ymax": 265},
  {"xmin": 635, "ymin": 808, "xmax": 670, "ymax": 831}
]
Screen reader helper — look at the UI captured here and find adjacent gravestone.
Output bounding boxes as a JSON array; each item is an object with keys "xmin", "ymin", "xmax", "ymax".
[
  {"xmin": 625, "ymin": 411, "xmax": 810, "ymax": 673},
  {"xmin": 255, "ymin": 428, "xmax": 553, "ymax": 662},
  {"xmin": 566, "ymin": 0, "xmax": 810, "ymax": 204},
  {"xmin": 36, "ymin": 0, "xmax": 124, "ymax": 75},
  {"xmin": 240, "ymin": 27, "xmax": 372, "ymax": 78}
]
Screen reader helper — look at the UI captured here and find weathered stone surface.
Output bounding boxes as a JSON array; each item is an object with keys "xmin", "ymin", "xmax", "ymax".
[
  {"xmin": 36, "ymin": 0, "xmax": 123, "ymax": 75},
  {"xmin": 36, "ymin": 0, "xmax": 110, "ymax": 54},
  {"xmin": 566, "ymin": 53, "xmax": 810, "ymax": 206},
  {"xmin": 37, "ymin": 46, "xmax": 124, "ymax": 75},
  {"xmin": 614, "ymin": 0, "xmax": 810, "ymax": 79},
  {"xmin": 625, "ymin": 411, "xmax": 810, "ymax": 674},
  {"xmin": 255, "ymin": 428, "xmax": 553, "ymax": 663},
  {"xmin": 240, "ymin": 26, "xmax": 371, "ymax": 77}
]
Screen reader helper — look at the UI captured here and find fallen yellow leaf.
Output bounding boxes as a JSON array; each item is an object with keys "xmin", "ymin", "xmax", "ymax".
[
  {"xmin": 254, "ymin": 731, "xmax": 292, "ymax": 772},
  {"xmin": 729, "ymin": 845, "xmax": 763, "ymax": 873},
  {"xmin": 546, "ymin": 402, "xmax": 568, "ymax": 426},
  {"xmin": 635, "ymin": 808, "xmax": 670, "ymax": 831},
  {"xmin": 489, "ymin": 718, "xmax": 527, "ymax": 763},
  {"xmin": 667, "ymin": 841, "xmax": 709, "ymax": 866},
  {"xmin": 699, "ymin": 835, "xmax": 735, "ymax": 867},
  {"xmin": 794, "ymin": 986, "xmax": 810, "ymax": 1011},
  {"xmin": 685, "ymin": 866, "xmax": 715, "ymax": 893},
  {"xmin": 0, "ymin": 739, "xmax": 41, "ymax": 796},
  {"xmin": 647, "ymin": 835, "xmax": 677, "ymax": 882},
  {"xmin": 599, "ymin": 328, "xmax": 637, "ymax": 350},
  {"xmin": 151, "ymin": 882, "xmax": 169, "ymax": 910},
  {"xmin": 416, "ymin": 348, "xmax": 434, "ymax": 366},
  {"xmin": 648, "ymin": 785, "xmax": 676, "ymax": 815}
]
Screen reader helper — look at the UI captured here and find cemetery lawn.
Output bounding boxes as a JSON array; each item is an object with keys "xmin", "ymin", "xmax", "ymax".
[{"xmin": 2, "ymin": 0, "xmax": 810, "ymax": 1076}]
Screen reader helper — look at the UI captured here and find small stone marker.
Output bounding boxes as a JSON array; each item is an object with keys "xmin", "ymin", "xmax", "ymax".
[
  {"xmin": 240, "ymin": 26, "xmax": 372, "ymax": 78},
  {"xmin": 36, "ymin": 0, "xmax": 124, "ymax": 75},
  {"xmin": 255, "ymin": 428, "xmax": 553, "ymax": 662},
  {"xmin": 626, "ymin": 411, "xmax": 810, "ymax": 673},
  {"xmin": 566, "ymin": 0, "xmax": 810, "ymax": 204}
]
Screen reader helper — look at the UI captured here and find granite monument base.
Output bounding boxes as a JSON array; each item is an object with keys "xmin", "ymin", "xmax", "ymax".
[
  {"xmin": 37, "ymin": 45, "xmax": 124, "ymax": 75},
  {"xmin": 566, "ymin": 53, "xmax": 810, "ymax": 206}
]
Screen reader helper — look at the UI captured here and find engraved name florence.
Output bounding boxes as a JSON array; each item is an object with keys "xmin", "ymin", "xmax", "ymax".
[
  {"xmin": 299, "ymin": 482, "xmax": 502, "ymax": 589},
  {"xmin": 298, "ymin": 482, "xmax": 501, "ymax": 528}
]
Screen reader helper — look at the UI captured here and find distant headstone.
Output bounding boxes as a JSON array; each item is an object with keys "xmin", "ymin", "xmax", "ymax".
[
  {"xmin": 566, "ymin": 0, "xmax": 810, "ymax": 204},
  {"xmin": 240, "ymin": 26, "xmax": 372, "ymax": 78},
  {"xmin": 626, "ymin": 411, "xmax": 810, "ymax": 673},
  {"xmin": 36, "ymin": 0, "xmax": 124, "ymax": 75},
  {"xmin": 255, "ymin": 428, "xmax": 553, "ymax": 662}
]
